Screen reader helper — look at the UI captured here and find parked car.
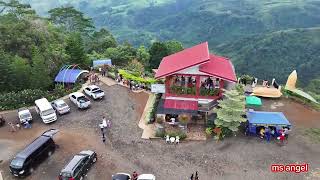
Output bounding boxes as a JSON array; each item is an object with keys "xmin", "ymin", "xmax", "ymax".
[
  {"xmin": 9, "ymin": 129, "xmax": 59, "ymax": 177},
  {"xmin": 51, "ymin": 99, "xmax": 70, "ymax": 115},
  {"xmin": 138, "ymin": 174, "xmax": 156, "ymax": 180},
  {"xmin": 35, "ymin": 98, "xmax": 57, "ymax": 124},
  {"xmin": 112, "ymin": 173, "xmax": 131, "ymax": 180},
  {"xmin": 69, "ymin": 92, "xmax": 91, "ymax": 109},
  {"xmin": 83, "ymin": 85, "xmax": 105, "ymax": 100},
  {"xmin": 18, "ymin": 108, "xmax": 32, "ymax": 124},
  {"xmin": 59, "ymin": 150, "xmax": 97, "ymax": 180}
]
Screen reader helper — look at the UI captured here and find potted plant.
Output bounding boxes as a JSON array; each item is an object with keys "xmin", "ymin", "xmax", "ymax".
[{"xmin": 178, "ymin": 113, "xmax": 191, "ymax": 131}]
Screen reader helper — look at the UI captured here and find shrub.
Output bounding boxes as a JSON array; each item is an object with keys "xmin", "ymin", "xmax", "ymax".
[
  {"xmin": 118, "ymin": 69, "xmax": 157, "ymax": 85},
  {"xmin": 166, "ymin": 130, "xmax": 187, "ymax": 140},
  {"xmin": 155, "ymin": 130, "xmax": 165, "ymax": 138},
  {"xmin": 205, "ymin": 127, "xmax": 213, "ymax": 135}
]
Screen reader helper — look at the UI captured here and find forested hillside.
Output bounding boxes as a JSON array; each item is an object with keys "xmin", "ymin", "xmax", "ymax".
[
  {"xmin": 215, "ymin": 28, "xmax": 320, "ymax": 86},
  {"xmin": 22, "ymin": 0, "xmax": 320, "ymax": 47}
]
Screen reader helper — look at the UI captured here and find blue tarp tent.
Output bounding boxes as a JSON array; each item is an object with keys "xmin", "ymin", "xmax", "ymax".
[
  {"xmin": 55, "ymin": 69, "xmax": 89, "ymax": 83},
  {"xmin": 93, "ymin": 59, "xmax": 112, "ymax": 68},
  {"xmin": 246, "ymin": 110, "xmax": 291, "ymax": 134}
]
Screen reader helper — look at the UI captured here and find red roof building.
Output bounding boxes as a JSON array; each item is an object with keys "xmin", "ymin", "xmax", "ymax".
[{"xmin": 155, "ymin": 42, "xmax": 237, "ymax": 113}]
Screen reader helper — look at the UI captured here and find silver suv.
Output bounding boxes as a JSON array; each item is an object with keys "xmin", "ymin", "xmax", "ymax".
[{"xmin": 59, "ymin": 150, "xmax": 97, "ymax": 180}]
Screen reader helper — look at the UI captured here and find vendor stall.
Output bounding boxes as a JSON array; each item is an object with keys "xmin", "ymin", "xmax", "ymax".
[{"xmin": 246, "ymin": 110, "xmax": 291, "ymax": 135}]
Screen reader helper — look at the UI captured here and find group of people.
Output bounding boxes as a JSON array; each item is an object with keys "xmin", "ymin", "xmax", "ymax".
[
  {"xmin": 89, "ymin": 73, "xmax": 100, "ymax": 84},
  {"xmin": 98, "ymin": 67, "xmax": 108, "ymax": 77},
  {"xmin": 1, "ymin": 114, "xmax": 32, "ymax": 132},
  {"xmin": 99, "ymin": 116, "xmax": 111, "ymax": 143},
  {"xmin": 200, "ymin": 77, "xmax": 220, "ymax": 90},
  {"xmin": 259, "ymin": 126, "xmax": 290, "ymax": 144},
  {"xmin": 174, "ymin": 76, "xmax": 196, "ymax": 88},
  {"xmin": 190, "ymin": 171, "xmax": 199, "ymax": 180}
]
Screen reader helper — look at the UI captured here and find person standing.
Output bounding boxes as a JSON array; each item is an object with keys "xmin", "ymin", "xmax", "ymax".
[
  {"xmin": 16, "ymin": 122, "xmax": 21, "ymax": 130},
  {"xmin": 265, "ymin": 128, "xmax": 271, "ymax": 142},
  {"xmin": 24, "ymin": 121, "xmax": 31, "ymax": 129},
  {"xmin": 107, "ymin": 119, "xmax": 112, "ymax": 128},
  {"xmin": 284, "ymin": 127, "xmax": 289, "ymax": 140},
  {"xmin": 132, "ymin": 171, "xmax": 138, "ymax": 180}
]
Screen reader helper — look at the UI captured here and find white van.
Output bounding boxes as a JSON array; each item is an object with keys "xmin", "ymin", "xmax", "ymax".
[{"xmin": 35, "ymin": 98, "xmax": 57, "ymax": 124}]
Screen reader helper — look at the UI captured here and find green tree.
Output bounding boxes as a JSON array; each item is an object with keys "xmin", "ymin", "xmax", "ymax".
[
  {"xmin": 306, "ymin": 78, "xmax": 320, "ymax": 94},
  {"xmin": 0, "ymin": 51, "xmax": 13, "ymax": 91},
  {"xmin": 88, "ymin": 28, "xmax": 117, "ymax": 53},
  {"xmin": 9, "ymin": 56, "xmax": 32, "ymax": 91},
  {"xmin": 65, "ymin": 32, "xmax": 88, "ymax": 67},
  {"xmin": 136, "ymin": 45, "xmax": 150, "ymax": 67},
  {"xmin": 125, "ymin": 59, "xmax": 145, "ymax": 76},
  {"xmin": 149, "ymin": 42, "xmax": 169, "ymax": 69},
  {"xmin": 30, "ymin": 49, "xmax": 52, "ymax": 90},
  {"xmin": 48, "ymin": 6, "xmax": 94, "ymax": 34},
  {"xmin": 214, "ymin": 87, "xmax": 246, "ymax": 135},
  {"xmin": 104, "ymin": 44, "xmax": 136, "ymax": 66},
  {"xmin": 165, "ymin": 40, "xmax": 184, "ymax": 54},
  {"xmin": 0, "ymin": 0, "xmax": 36, "ymax": 18}
]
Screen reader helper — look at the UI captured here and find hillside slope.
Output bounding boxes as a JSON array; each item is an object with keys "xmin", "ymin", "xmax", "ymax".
[
  {"xmin": 22, "ymin": 0, "xmax": 320, "ymax": 46},
  {"xmin": 215, "ymin": 28, "xmax": 320, "ymax": 85}
]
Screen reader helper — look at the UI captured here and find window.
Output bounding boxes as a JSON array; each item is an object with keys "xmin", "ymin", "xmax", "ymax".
[{"xmin": 71, "ymin": 95, "xmax": 76, "ymax": 99}]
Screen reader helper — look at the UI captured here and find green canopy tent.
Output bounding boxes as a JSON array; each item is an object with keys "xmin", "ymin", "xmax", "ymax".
[{"xmin": 246, "ymin": 96, "xmax": 262, "ymax": 108}]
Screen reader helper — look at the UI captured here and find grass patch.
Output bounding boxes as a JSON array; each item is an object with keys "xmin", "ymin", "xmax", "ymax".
[{"xmin": 305, "ymin": 128, "xmax": 320, "ymax": 142}]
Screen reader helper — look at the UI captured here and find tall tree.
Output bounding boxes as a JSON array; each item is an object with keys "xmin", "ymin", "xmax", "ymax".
[
  {"xmin": 48, "ymin": 6, "xmax": 94, "ymax": 34},
  {"xmin": 136, "ymin": 45, "xmax": 150, "ymax": 67},
  {"xmin": 149, "ymin": 42, "xmax": 169, "ymax": 69},
  {"xmin": 9, "ymin": 56, "xmax": 32, "ymax": 91},
  {"xmin": 165, "ymin": 40, "xmax": 184, "ymax": 54},
  {"xmin": 65, "ymin": 32, "xmax": 88, "ymax": 67},
  {"xmin": 88, "ymin": 28, "xmax": 117, "ymax": 53},
  {"xmin": 104, "ymin": 43, "xmax": 136, "ymax": 66},
  {"xmin": 214, "ymin": 87, "xmax": 246, "ymax": 135},
  {"xmin": 30, "ymin": 48, "xmax": 51, "ymax": 90},
  {"xmin": 0, "ymin": 51, "xmax": 13, "ymax": 91},
  {"xmin": 0, "ymin": 0, "xmax": 36, "ymax": 18}
]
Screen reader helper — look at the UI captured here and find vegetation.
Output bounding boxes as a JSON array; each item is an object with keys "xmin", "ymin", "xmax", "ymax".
[
  {"xmin": 0, "ymin": 84, "xmax": 81, "ymax": 110},
  {"xmin": 214, "ymin": 87, "xmax": 246, "ymax": 137},
  {"xmin": 216, "ymin": 28, "xmax": 320, "ymax": 87}
]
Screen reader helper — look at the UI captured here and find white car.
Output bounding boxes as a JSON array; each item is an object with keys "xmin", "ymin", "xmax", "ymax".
[
  {"xmin": 69, "ymin": 92, "xmax": 91, "ymax": 109},
  {"xmin": 51, "ymin": 99, "xmax": 70, "ymax": 115},
  {"xmin": 138, "ymin": 174, "xmax": 156, "ymax": 180},
  {"xmin": 18, "ymin": 108, "xmax": 32, "ymax": 123},
  {"xmin": 83, "ymin": 85, "xmax": 105, "ymax": 100}
]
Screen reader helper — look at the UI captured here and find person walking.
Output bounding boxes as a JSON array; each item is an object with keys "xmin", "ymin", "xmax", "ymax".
[
  {"xmin": 99, "ymin": 123, "xmax": 104, "ymax": 134},
  {"xmin": 195, "ymin": 171, "xmax": 199, "ymax": 180},
  {"xmin": 190, "ymin": 173, "xmax": 194, "ymax": 180},
  {"xmin": 8, "ymin": 122, "xmax": 16, "ymax": 132}
]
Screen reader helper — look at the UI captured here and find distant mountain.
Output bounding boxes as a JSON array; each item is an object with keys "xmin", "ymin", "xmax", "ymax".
[
  {"xmin": 215, "ymin": 27, "xmax": 320, "ymax": 85},
  {"xmin": 20, "ymin": 0, "xmax": 320, "ymax": 87},
  {"xmin": 22, "ymin": 0, "xmax": 320, "ymax": 47}
]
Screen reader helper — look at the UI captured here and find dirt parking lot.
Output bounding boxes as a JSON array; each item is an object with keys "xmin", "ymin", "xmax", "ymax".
[{"xmin": 1, "ymin": 84, "xmax": 320, "ymax": 180}]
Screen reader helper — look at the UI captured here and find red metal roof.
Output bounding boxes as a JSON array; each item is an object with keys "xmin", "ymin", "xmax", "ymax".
[
  {"xmin": 199, "ymin": 54, "xmax": 237, "ymax": 82},
  {"xmin": 164, "ymin": 99, "xmax": 198, "ymax": 111},
  {"xmin": 155, "ymin": 42, "xmax": 210, "ymax": 79}
]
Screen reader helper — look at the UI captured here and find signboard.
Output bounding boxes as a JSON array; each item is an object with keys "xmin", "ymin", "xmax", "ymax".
[{"xmin": 151, "ymin": 84, "xmax": 165, "ymax": 93}]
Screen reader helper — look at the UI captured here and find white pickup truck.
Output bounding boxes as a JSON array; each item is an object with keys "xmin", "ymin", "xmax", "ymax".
[
  {"xmin": 83, "ymin": 85, "xmax": 105, "ymax": 100},
  {"xmin": 69, "ymin": 92, "xmax": 91, "ymax": 109}
]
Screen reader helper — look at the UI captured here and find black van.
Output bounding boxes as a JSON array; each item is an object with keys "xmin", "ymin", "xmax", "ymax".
[{"xmin": 9, "ymin": 129, "xmax": 59, "ymax": 177}]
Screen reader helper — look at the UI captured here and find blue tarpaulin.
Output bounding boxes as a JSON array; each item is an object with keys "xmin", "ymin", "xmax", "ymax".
[
  {"xmin": 93, "ymin": 59, "xmax": 112, "ymax": 68},
  {"xmin": 55, "ymin": 69, "xmax": 89, "ymax": 83},
  {"xmin": 247, "ymin": 111, "xmax": 291, "ymax": 126},
  {"xmin": 246, "ymin": 110, "xmax": 291, "ymax": 134}
]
